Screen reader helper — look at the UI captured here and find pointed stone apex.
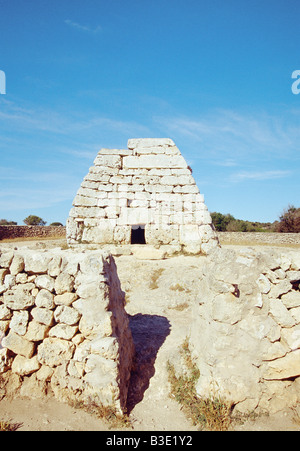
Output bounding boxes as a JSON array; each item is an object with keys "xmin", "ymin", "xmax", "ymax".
[{"xmin": 127, "ymin": 138, "xmax": 175, "ymax": 149}]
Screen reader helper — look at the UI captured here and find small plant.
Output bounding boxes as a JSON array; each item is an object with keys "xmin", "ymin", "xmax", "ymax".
[
  {"xmin": 0, "ymin": 420, "xmax": 22, "ymax": 431},
  {"xmin": 167, "ymin": 338, "xmax": 233, "ymax": 431},
  {"xmin": 68, "ymin": 399, "xmax": 132, "ymax": 429}
]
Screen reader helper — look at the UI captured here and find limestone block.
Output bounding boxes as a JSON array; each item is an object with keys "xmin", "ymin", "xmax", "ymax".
[
  {"xmin": 11, "ymin": 355, "xmax": 41, "ymax": 376},
  {"xmin": 263, "ymin": 349, "xmax": 300, "ymax": 380},
  {"xmin": 113, "ymin": 226, "xmax": 131, "ymax": 244},
  {"xmin": 4, "ymin": 274, "xmax": 16, "ymax": 289},
  {"xmin": 37, "ymin": 338, "xmax": 75, "ymax": 367},
  {"xmin": 24, "ymin": 320, "xmax": 50, "ymax": 341},
  {"xmin": 256, "ymin": 274, "xmax": 271, "ymax": 294},
  {"xmin": 118, "ymin": 207, "xmax": 154, "ymax": 225},
  {"xmin": 133, "ymin": 246, "xmax": 167, "ymax": 260},
  {"xmin": 54, "ymin": 292, "xmax": 78, "ymax": 306},
  {"xmin": 93, "ymin": 154, "xmax": 122, "ymax": 168},
  {"xmin": 290, "ymin": 306, "xmax": 300, "ymax": 324},
  {"xmin": 3, "ymin": 283, "xmax": 35, "ymax": 310},
  {"xmin": 24, "ymin": 252, "xmax": 53, "ymax": 274},
  {"xmin": 173, "ymin": 185, "xmax": 199, "ymax": 194},
  {"xmin": 0, "ymin": 304, "xmax": 12, "ymax": 320},
  {"xmin": 98, "ymin": 148, "xmax": 132, "ymax": 156},
  {"xmin": 145, "ymin": 184, "xmax": 174, "ymax": 193},
  {"xmin": 73, "ymin": 195, "xmax": 98, "ymax": 207},
  {"xmin": 54, "ymin": 305, "xmax": 81, "ymax": 326},
  {"xmin": 127, "ymin": 138, "xmax": 175, "ymax": 149},
  {"xmin": 49, "ymin": 324, "xmax": 78, "ymax": 340},
  {"xmin": 31, "ymin": 307, "xmax": 54, "ymax": 326},
  {"xmin": 54, "ymin": 272, "xmax": 75, "ymax": 295},
  {"xmin": 10, "ymin": 311, "xmax": 29, "ymax": 336},
  {"xmin": 74, "ymin": 299, "xmax": 113, "ymax": 338},
  {"xmin": 269, "ymin": 298, "xmax": 296, "ymax": 327},
  {"xmin": 110, "ymin": 175, "xmax": 132, "ymax": 184},
  {"xmin": 35, "ymin": 289, "xmax": 55, "ymax": 309},
  {"xmin": 2, "ymin": 330, "xmax": 35, "ymax": 358},
  {"xmin": 281, "ymin": 291, "xmax": 300, "ymax": 309},
  {"xmin": 48, "ymin": 255, "xmax": 62, "ymax": 278},
  {"xmin": 179, "ymin": 224, "xmax": 200, "ymax": 245},
  {"xmin": 81, "ymin": 225, "xmax": 114, "ymax": 244},
  {"xmin": 35, "ymin": 275, "xmax": 55, "ymax": 292},
  {"xmin": 10, "ymin": 254, "xmax": 24, "ymax": 276},
  {"xmin": 269, "ymin": 279, "xmax": 292, "ymax": 298},
  {"xmin": 0, "ymin": 252, "xmax": 14, "ymax": 268},
  {"xmin": 281, "ymin": 326, "xmax": 300, "ymax": 351},
  {"xmin": 123, "ymin": 154, "xmax": 188, "ymax": 169}
]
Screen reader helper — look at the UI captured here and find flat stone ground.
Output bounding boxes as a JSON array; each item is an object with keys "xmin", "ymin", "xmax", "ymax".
[{"xmin": 0, "ymin": 239, "xmax": 299, "ymax": 431}]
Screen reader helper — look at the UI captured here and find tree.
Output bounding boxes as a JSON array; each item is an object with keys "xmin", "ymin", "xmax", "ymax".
[
  {"xmin": 211, "ymin": 212, "xmax": 235, "ymax": 231},
  {"xmin": 23, "ymin": 215, "xmax": 47, "ymax": 226},
  {"xmin": 0, "ymin": 219, "xmax": 17, "ymax": 225},
  {"xmin": 49, "ymin": 222, "xmax": 64, "ymax": 226},
  {"xmin": 276, "ymin": 205, "xmax": 300, "ymax": 233}
]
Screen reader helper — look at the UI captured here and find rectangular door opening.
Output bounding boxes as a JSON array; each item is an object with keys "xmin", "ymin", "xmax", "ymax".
[{"xmin": 131, "ymin": 225, "xmax": 146, "ymax": 244}]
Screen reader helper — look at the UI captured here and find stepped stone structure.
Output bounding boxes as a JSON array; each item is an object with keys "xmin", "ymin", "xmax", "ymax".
[{"xmin": 66, "ymin": 138, "xmax": 219, "ymax": 254}]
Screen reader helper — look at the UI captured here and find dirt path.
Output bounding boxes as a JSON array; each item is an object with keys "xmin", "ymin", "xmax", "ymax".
[{"xmin": 0, "ymin": 240, "xmax": 299, "ymax": 431}]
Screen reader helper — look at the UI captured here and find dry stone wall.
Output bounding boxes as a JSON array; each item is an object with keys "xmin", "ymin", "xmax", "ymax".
[
  {"xmin": 190, "ymin": 246, "xmax": 300, "ymax": 414},
  {"xmin": 0, "ymin": 226, "xmax": 66, "ymax": 241},
  {"xmin": 0, "ymin": 248, "xmax": 134, "ymax": 414},
  {"xmin": 67, "ymin": 138, "xmax": 219, "ymax": 254},
  {"xmin": 218, "ymin": 231, "xmax": 300, "ymax": 246}
]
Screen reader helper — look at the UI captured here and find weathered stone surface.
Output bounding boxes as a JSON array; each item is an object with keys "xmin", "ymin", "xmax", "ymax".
[
  {"xmin": 2, "ymin": 330, "xmax": 35, "ymax": 358},
  {"xmin": 3, "ymin": 283, "xmax": 35, "ymax": 310},
  {"xmin": 12, "ymin": 354, "xmax": 41, "ymax": 376},
  {"xmin": 10, "ymin": 254, "xmax": 24, "ymax": 275},
  {"xmin": 24, "ymin": 320, "xmax": 49, "ymax": 342},
  {"xmin": 54, "ymin": 272, "xmax": 75, "ymax": 295},
  {"xmin": 54, "ymin": 292, "xmax": 78, "ymax": 306},
  {"xmin": 263, "ymin": 349, "xmax": 300, "ymax": 380},
  {"xmin": 10, "ymin": 310, "xmax": 29, "ymax": 335},
  {"xmin": 35, "ymin": 275, "xmax": 55, "ymax": 292},
  {"xmin": 37, "ymin": 338, "xmax": 75, "ymax": 367},
  {"xmin": 54, "ymin": 305, "xmax": 81, "ymax": 326},
  {"xmin": 66, "ymin": 139, "xmax": 219, "ymax": 254},
  {"xmin": 31, "ymin": 307, "xmax": 54, "ymax": 326},
  {"xmin": 189, "ymin": 247, "xmax": 300, "ymax": 414},
  {"xmin": 35, "ymin": 289, "xmax": 55, "ymax": 309},
  {"xmin": 0, "ymin": 248, "xmax": 134, "ymax": 414}
]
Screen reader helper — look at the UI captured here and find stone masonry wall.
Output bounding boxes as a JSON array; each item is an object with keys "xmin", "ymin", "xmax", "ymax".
[
  {"xmin": 67, "ymin": 138, "xmax": 219, "ymax": 255},
  {"xmin": 0, "ymin": 226, "xmax": 66, "ymax": 241},
  {"xmin": 190, "ymin": 246, "xmax": 300, "ymax": 414},
  {"xmin": 0, "ymin": 248, "xmax": 134, "ymax": 414},
  {"xmin": 218, "ymin": 231, "xmax": 300, "ymax": 246}
]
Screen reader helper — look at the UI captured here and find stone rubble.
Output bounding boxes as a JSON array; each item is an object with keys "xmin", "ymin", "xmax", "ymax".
[
  {"xmin": 189, "ymin": 246, "xmax": 300, "ymax": 414},
  {"xmin": 66, "ymin": 138, "xmax": 219, "ymax": 254},
  {"xmin": 0, "ymin": 248, "xmax": 134, "ymax": 414}
]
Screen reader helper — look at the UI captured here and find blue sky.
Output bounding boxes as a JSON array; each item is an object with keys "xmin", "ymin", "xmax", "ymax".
[{"xmin": 0, "ymin": 0, "xmax": 300, "ymax": 225}]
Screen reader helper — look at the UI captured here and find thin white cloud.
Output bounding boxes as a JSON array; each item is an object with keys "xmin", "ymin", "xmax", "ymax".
[
  {"xmin": 65, "ymin": 19, "xmax": 102, "ymax": 34},
  {"xmin": 229, "ymin": 170, "xmax": 291, "ymax": 183},
  {"xmin": 0, "ymin": 100, "xmax": 150, "ymax": 138},
  {"xmin": 155, "ymin": 108, "xmax": 300, "ymax": 161}
]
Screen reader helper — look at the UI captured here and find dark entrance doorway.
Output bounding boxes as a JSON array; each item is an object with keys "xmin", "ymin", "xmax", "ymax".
[{"xmin": 131, "ymin": 225, "xmax": 146, "ymax": 244}]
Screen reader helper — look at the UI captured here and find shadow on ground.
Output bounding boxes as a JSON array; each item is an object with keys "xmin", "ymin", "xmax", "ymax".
[{"xmin": 126, "ymin": 313, "xmax": 171, "ymax": 414}]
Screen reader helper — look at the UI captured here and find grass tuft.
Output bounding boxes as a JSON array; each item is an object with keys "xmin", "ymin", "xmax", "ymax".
[{"xmin": 167, "ymin": 339, "xmax": 233, "ymax": 431}]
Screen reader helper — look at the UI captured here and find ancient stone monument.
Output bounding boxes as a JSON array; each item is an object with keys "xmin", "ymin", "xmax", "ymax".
[{"xmin": 66, "ymin": 138, "xmax": 219, "ymax": 254}]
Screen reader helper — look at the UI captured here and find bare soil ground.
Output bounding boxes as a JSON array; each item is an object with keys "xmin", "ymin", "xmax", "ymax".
[{"xmin": 0, "ymin": 238, "xmax": 299, "ymax": 431}]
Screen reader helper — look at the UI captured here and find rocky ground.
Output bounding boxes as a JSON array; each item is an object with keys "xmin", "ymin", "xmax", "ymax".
[{"xmin": 0, "ymin": 238, "xmax": 299, "ymax": 431}]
